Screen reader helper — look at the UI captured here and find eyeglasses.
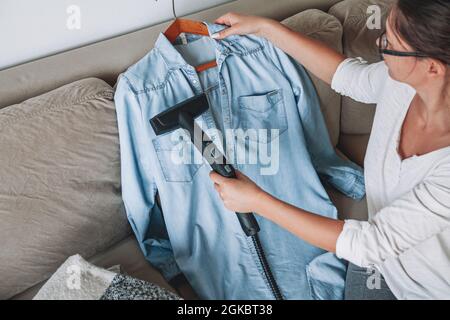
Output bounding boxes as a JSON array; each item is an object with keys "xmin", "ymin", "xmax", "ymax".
[{"xmin": 378, "ymin": 31, "xmax": 429, "ymax": 60}]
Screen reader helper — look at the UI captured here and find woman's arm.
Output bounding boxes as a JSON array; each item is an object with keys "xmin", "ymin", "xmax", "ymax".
[
  {"xmin": 210, "ymin": 171, "xmax": 344, "ymax": 253},
  {"xmin": 213, "ymin": 12, "xmax": 346, "ymax": 84},
  {"xmin": 256, "ymin": 191, "xmax": 344, "ymax": 253},
  {"xmin": 211, "ymin": 161, "xmax": 450, "ymax": 267}
]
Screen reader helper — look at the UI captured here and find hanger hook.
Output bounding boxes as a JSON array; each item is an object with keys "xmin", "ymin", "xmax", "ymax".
[{"xmin": 172, "ymin": 0, "xmax": 177, "ymax": 19}]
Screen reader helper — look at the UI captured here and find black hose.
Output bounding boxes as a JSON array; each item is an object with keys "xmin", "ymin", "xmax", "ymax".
[
  {"xmin": 251, "ymin": 234, "xmax": 284, "ymax": 300},
  {"xmin": 172, "ymin": 111, "xmax": 283, "ymax": 299}
]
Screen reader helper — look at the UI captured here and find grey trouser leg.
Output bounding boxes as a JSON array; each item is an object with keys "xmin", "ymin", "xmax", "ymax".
[{"xmin": 344, "ymin": 263, "xmax": 397, "ymax": 300}]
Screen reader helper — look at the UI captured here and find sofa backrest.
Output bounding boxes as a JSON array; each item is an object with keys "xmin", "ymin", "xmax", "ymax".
[
  {"xmin": 0, "ymin": 0, "xmax": 340, "ymax": 110},
  {"xmin": 0, "ymin": 0, "xmax": 399, "ymax": 145},
  {"xmin": 0, "ymin": 78, "xmax": 129, "ymax": 300},
  {"xmin": 282, "ymin": 9, "xmax": 344, "ymax": 146},
  {"xmin": 329, "ymin": 0, "xmax": 394, "ymax": 135}
]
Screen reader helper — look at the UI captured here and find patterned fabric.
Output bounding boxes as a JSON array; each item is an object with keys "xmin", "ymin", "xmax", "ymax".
[
  {"xmin": 33, "ymin": 254, "xmax": 181, "ymax": 300},
  {"xmin": 100, "ymin": 274, "xmax": 181, "ymax": 300}
]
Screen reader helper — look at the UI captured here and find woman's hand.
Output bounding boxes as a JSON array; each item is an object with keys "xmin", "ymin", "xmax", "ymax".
[
  {"xmin": 214, "ymin": 12, "xmax": 345, "ymax": 85},
  {"xmin": 210, "ymin": 170, "xmax": 343, "ymax": 253},
  {"xmin": 209, "ymin": 170, "xmax": 266, "ymax": 213},
  {"xmin": 212, "ymin": 12, "xmax": 276, "ymax": 39}
]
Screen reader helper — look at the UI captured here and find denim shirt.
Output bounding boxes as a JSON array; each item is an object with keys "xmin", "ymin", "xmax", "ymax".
[{"xmin": 114, "ymin": 22, "xmax": 365, "ymax": 299}]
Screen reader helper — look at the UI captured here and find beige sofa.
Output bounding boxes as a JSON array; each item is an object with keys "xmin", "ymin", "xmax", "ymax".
[{"xmin": 0, "ymin": 0, "xmax": 393, "ymax": 300}]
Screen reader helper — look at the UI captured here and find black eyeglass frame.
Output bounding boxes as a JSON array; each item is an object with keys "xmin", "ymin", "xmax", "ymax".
[{"xmin": 378, "ymin": 31, "xmax": 429, "ymax": 59}]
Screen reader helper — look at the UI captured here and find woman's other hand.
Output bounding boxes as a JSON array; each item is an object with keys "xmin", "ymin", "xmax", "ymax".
[
  {"xmin": 212, "ymin": 12, "xmax": 275, "ymax": 39},
  {"xmin": 214, "ymin": 12, "xmax": 345, "ymax": 85},
  {"xmin": 209, "ymin": 170, "xmax": 266, "ymax": 213}
]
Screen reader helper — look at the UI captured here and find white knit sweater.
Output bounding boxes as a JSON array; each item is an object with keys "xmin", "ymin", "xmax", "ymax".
[{"xmin": 331, "ymin": 58, "xmax": 450, "ymax": 299}]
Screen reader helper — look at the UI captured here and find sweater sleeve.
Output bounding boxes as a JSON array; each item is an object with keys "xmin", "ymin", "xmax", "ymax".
[
  {"xmin": 336, "ymin": 161, "xmax": 450, "ymax": 268},
  {"xmin": 331, "ymin": 57, "xmax": 389, "ymax": 104}
]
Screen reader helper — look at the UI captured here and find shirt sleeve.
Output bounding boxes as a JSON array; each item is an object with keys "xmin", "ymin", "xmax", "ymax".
[
  {"xmin": 331, "ymin": 57, "xmax": 389, "ymax": 104},
  {"xmin": 264, "ymin": 39, "xmax": 365, "ymax": 200},
  {"xmin": 114, "ymin": 75, "xmax": 181, "ymax": 280},
  {"xmin": 336, "ymin": 161, "xmax": 450, "ymax": 268}
]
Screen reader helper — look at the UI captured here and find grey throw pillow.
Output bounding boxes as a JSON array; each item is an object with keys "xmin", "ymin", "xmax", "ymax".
[{"xmin": 0, "ymin": 78, "xmax": 131, "ymax": 299}]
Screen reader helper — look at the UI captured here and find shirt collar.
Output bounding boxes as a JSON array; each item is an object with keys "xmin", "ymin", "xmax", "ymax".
[{"xmin": 154, "ymin": 22, "xmax": 239, "ymax": 69}]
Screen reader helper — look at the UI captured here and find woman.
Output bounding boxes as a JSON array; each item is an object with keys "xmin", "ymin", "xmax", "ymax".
[{"xmin": 210, "ymin": 0, "xmax": 450, "ymax": 299}]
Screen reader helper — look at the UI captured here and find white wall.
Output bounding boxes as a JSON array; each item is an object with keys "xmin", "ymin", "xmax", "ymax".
[{"xmin": 0, "ymin": 0, "xmax": 232, "ymax": 70}]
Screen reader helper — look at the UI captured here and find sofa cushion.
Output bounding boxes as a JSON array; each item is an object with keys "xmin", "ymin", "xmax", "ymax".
[
  {"xmin": 11, "ymin": 236, "xmax": 180, "ymax": 300},
  {"xmin": 326, "ymin": 184, "xmax": 368, "ymax": 221},
  {"xmin": 282, "ymin": 9, "xmax": 343, "ymax": 147},
  {"xmin": 329, "ymin": 0, "xmax": 394, "ymax": 134},
  {"xmin": 338, "ymin": 133, "xmax": 371, "ymax": 168},
  {"xmin": 0, "ymin": 78, "xmax": 131, "ymax": 299}
]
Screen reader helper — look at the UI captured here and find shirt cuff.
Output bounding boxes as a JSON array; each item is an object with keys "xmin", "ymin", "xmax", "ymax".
[{"xmin": 336, "ymin": 219, "xmax": 366, "ymax": 267}]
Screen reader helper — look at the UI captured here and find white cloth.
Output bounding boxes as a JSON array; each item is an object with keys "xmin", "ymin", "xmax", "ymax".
[
  {"xmin": 33, "ymin": 255, "xmax": 116, "ymax": 300},
  {"xmin": 331, "ymin": 57, "xmax": 450, "ymax": 299}
]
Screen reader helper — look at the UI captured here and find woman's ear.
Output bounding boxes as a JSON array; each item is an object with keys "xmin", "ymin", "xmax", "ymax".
[{"xmin": 426, "ymin": 59, "xmax": 448, "ymax": 79}]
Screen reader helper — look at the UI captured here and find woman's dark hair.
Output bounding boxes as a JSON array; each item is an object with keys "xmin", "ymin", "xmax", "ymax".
[{"xmin": 391, "ymin": 0, "xmax": 450, "ymax": 65}]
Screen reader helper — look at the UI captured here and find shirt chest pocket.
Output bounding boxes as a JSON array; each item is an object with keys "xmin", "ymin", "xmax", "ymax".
[
  {"xmin": 152, "ymin": 129, "xmax": 203, "ymax": 183},
  {"xmin": 236, "ymin": 89, "xmax": 288, "ymax": 143}
]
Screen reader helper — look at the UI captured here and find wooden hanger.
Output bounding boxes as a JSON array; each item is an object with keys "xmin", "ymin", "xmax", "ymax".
[{"xmin": 164, "ymin": 18, "xmax": 218, "ymax": 73}]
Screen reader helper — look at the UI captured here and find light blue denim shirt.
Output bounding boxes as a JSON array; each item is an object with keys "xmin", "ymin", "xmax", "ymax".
[{"xmin": 114, "ymin": 22, "xmax": 365, "ymax": 299}]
